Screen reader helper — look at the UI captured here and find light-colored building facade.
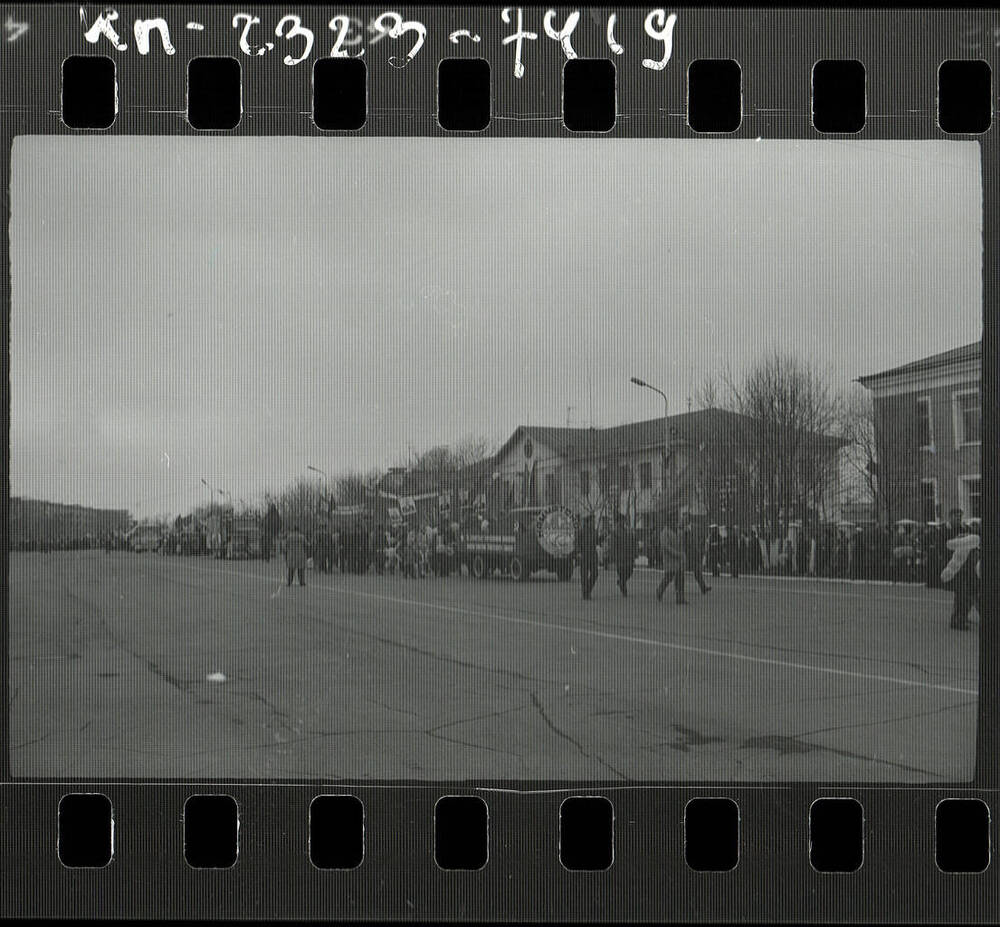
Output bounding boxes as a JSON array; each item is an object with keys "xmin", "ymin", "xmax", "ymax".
[
  {"xmin": 857, "ymin": 340, "xmax": 981, "ymax": 522},
  {"xmin": 490, "ymin": 409, "xmax": 845, "ymax": 530}
]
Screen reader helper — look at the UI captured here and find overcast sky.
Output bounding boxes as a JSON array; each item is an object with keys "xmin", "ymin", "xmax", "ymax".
[{"xmin": 10, "ymin": 136, "xmax": 982, "ymax": 519}]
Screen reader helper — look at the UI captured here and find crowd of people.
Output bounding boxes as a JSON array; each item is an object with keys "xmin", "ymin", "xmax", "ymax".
[
  {"xmin": 579, "ymin": 507, "xmax": 982, "ymax": 632},
  {"xmin": 16, "ymin": 498, "xmax": 979, "ymax": 632},
  {"xmin": 634, "ymin": 515, "xmax": 980, "ymax": 586},
  {"xmin": 273, "ymin": 515, "xmax": 472, "ymax": 587}
]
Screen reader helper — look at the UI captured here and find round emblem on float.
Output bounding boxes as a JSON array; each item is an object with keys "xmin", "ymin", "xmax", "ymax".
[
  {"xmin": 534, "ymin": 506, "xmax": 577, "ymax": 558},
  {"xmin": 524, "ymin": 438, "xmax": 534, "ymax": 459}
]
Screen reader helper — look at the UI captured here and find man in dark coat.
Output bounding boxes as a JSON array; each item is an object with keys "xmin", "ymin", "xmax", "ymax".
[
  {"xmin": 656, "ymin": 511, "xmax": 688, "ymax": 605},
  {"xmin": 726, "ymin": 525, "xmax": 741, "ymax": 579},
  {"xmin": 707, "ymin": 525, "xmax": 722, "ymax": 578},
  {"xmin": 576, "ymin": 514, "xmax": 600, "ymax": 600},
  {"xmin": 681, "ymin": 512, "xmax": 711, "ymax": 595},
  {"xmin": 748, "ymin": 528, "xmax": 763, "ymax": 574},
  {"xmin": 796, "ymin": 529, "xmax": 810, "ymax": 576},
  {"xmin": 284, "ymin": 525, "xmax": 308, "ymax": 586},
  {"xmin": 261, "ymin": 503, "xmax": 282, "ymax": 562},
  {"xmin": 609, "ymin": 515, "xmax": 638, "ymax": 597},
  {"xmin": 313, "ymin": 528, "xmax": 334, "ymax": 573}
]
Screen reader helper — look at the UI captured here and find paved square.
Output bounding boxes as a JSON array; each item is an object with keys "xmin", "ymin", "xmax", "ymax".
[{"xmin": 9, "ymin": 551, "xmax": 977, "ymax": 781}]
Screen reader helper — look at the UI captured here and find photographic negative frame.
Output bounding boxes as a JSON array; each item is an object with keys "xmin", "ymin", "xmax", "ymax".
[{"xmin": 1, "ymin": 4, "xmax": 996, "ymax": 921}]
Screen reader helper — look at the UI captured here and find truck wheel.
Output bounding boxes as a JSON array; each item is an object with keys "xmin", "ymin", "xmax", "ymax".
[
  {"xmin": 472, "ymin": 555, "xmax": 487, "ymax": 579},
  {"xmin": 509, "ymin": 557, "xmax": 528, "ymax": 582}
]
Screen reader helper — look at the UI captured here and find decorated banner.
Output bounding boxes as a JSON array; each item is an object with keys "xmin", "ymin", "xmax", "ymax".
[{"xmin": 399, "ymin": 496, "xmax": 417, "ymax": 516}]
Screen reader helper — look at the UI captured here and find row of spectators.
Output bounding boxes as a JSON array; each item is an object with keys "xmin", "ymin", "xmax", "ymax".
[{"xmin": 633, "ymin": 512, "xmax": 979, "ymax": 584}]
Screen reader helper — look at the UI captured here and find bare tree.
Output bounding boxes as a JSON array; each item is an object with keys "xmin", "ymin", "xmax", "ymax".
[
  {"xmin": 414, "ymin": 434, "xmax": 498, "ymax": 473},
  {"xmin": 697, "ymin": 352, "xmax": 846, "ymax": 535},
  {"xmin": 333, "ymin": 471, "xmax": 373, "ymax": 508},
  {"xmin": 273, "ymin": 476, "xmax": 323, "ymax": 529}
]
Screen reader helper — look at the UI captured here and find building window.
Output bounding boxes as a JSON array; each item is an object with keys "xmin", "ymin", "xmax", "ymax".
[
  {"xmin": 618, "ymin": 465, "xmax": 631, "ymax": 489},
  {"xmin": 580, "ymin": 469, "xmax": 590, "ymax": 497},
  {"xmin": 953, "ymin": 390, "xmax": 981, "ymax": 446},
  {"xmin": 959, "ymin": 476, "xmax": 981, "ymax": 520},
  {"xmin": 919, "ymin": 479, "xmax": 938, "ymax": 523},
  {"xmin": 915, "ymin": 397, "xmax": 933, "ymax": 449},
  {"xmin": 639, "ymin": 462, "xmax": 652, "ymax": 490},
  {"xmin": 599, "ymin": 467, "xmax": 609, "ymax": 492}
]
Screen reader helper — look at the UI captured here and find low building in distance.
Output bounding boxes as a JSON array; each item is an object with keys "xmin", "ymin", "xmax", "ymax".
[{"xmin": 8, "ymin": 497, "xmax": 132, "ymax": 546}]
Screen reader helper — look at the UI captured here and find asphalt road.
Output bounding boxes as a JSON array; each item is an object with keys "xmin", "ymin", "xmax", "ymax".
[{"xmin": 9, "ymin": 551, "xmax": 979, "ymax": 782}]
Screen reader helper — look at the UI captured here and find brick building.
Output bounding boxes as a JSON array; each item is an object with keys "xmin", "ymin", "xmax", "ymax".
[
  {"xmin": 8, "ymin": 497, "xmax": 132, "ymax": 546},
  {"xmin": 857, "ymin": 340, "xmax": 982, "ymax": 522}
]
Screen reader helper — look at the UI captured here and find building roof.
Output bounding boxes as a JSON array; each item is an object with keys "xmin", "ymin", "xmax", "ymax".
[
  {"xmin": 498, "ymin": 407, "xmax": 844, "ymax": 464},
  {"xmin": 857, "ymin": 340, "xmax": 981, "ymax": 385}
]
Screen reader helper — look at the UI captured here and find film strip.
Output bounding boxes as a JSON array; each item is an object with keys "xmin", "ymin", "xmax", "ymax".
[{"xmin": 1, "ymin": 4, "xmax": 997, "ymax": 921}]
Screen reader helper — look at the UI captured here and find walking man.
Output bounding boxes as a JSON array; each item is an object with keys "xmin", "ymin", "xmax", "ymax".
[
  {"xmin": 261, "ymin": 503, "xmax": 281, "ymax": 563},
  {"xmin": 609, "ymin": 515, "xmax": 638, "ymax": 597},
  {"xmin": 727, "ymin": 525, "xmax": 741, "ymax": 579},
  {"xmin": 682, "ymin": 512, "xmax": 712, "ymax": 595},
  {"xmin": 941, "ymin": 521, "xmax": 981, "ymax": 631},
  {"xmin": 576, "ymin": 514, "xmax": 600, "ymax": 600},
  {"xmin": 656, "ymin": 511, "xmax": 689, "ymax": 605},
  {"xmin": 284, "ymin": 524, "xmax": 308, "ymax": 587},
  {"xmin": 707, "ymin": 525, "xmax": 722, "ymax": 578}
]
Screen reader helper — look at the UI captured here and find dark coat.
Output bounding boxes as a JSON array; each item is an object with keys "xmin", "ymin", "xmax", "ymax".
[
  {"xmin": 609, "ymin": 525, "xmax": 638, "ymax": 565},
  {"xmin": 659, "ymin": 526, "xmax": 685, "ymax": 573},
  {"xmin": 576, "ymin": 523, "xmax": 599, "ymax": 562},
  {"xmin": 683, "ymin": 524, "xmax": 705, "ymax": 565},
  {"xmin": 262, "ymin": 505, "xmax": 282, "ymax": 538},
  {"xmin": 284, "ymin": 530, "xmax": 308, "ymax": 570}
]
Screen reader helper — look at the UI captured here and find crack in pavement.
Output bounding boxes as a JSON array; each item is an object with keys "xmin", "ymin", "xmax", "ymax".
[
  {"xmin": 740, "ymin": 733, "xmax": 949, "ymax": 778},
  {"xmin": 362, "ymin": 695, "xmax": 421, "ymax": 718},
  {"xmin": 14, "ymin": 720, "xmax": 91, "ymax": 752},
  {"xmin": 420, "ymin": 703, "xmax": 532, "ymax": 763},
  {"xmin": 794, "ymin": 699, "xmax": 977, "ymax": 740},
  {"xmin": 164, "ymin": 726, "xmax": 419, "ymax": 761},
  {"xmin": 341, "ymin": 626, "xmax": 553, "ymax": 687},
  {"xmin": 231, "ymin": 687, "xmax": 302, "ymax": 737},
  {"xmin": 423, "ymin": 729, "xmax": 527, "ymax": 764},
  {"xmin": 528, "ymin": 691, "xmax": 629, "ymax": 781}
]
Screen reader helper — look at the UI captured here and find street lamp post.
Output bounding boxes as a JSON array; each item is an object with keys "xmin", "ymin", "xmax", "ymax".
[
  {"xmin": 307, "ymin": 465, "xmax": 330, "ymax": 516},
  {"xmin": 630, "ymin": 376, "xmax": 671, "ymax": 488}
]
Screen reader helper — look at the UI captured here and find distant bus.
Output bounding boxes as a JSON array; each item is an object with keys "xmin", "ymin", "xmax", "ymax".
[{"xmin": 127, "ymin": 524, "xmax": 163, "ymax": 553}]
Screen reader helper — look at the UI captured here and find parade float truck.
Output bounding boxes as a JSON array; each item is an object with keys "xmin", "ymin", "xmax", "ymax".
[
  {"xmin": 126, "ymin": 523, "xmax": 163, "ymax": 553},
  {"xmin": 206, "ymin": 511, "xmax": 261, "ymax": 559},
  {"xmin": 458, "ymin": 505, "xmax": 578, "ymax": 582},
  {"xmin": 225, "ymin": 513, "xmax": 262, "ymax": 560}
]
